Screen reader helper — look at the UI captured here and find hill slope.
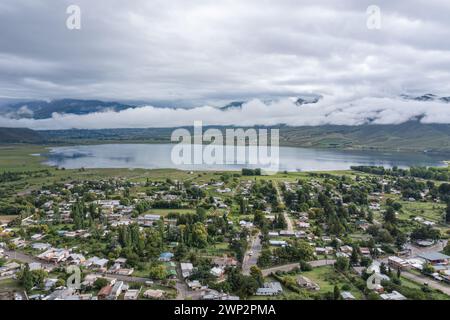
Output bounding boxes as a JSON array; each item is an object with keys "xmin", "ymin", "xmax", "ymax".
[
  {"xmin": 0, "ymin": 128, "xmax": 45, "ymax": 143},
  {"xmin": 37, "ymin": 121, "xmax": 450, "ymax": 153}
]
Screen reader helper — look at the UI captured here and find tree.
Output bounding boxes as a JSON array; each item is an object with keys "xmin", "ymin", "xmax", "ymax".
[
  {"xmin": 149, "ymin": 264, "xmax": 167, "ymax": 280},
  {"xmin": 94, "ymin": 277, "xmax": 109, "ymax": 290},
  {"xmin": 333, "ymin": 285, "xmax": 341, "ymax": 300},
  {"xmin": 20, "ymin": 264, "xmax": 33, "ymax": 293},
  {"xmin": 383, "ymin": 207, "xmax": 397, "ymax": 225},
  {"xmin": 250, "ymin": 266, "xmax": 264, "ymax": 286},
  {"xmin": 191, "ymin": 222, "xmax": 208, "ymax": 248},
  {"xmin": 350, "ymin": 245, "xmax": 359, "ymax": 265},
  {"xmin": 334, "ymin": 256, "xmax": 349, "ymax": 272},
  {"xmin": 444, "ymin": 243, "xmax": 450, "ymax": 256},
  {"xmin": 445, "ymin": 201, "xmax": 450, "ymax": 224}
]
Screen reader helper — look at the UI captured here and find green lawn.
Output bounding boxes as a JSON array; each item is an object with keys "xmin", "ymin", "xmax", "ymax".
[
  {"xmin": 0, "ymin": 278, "xmax": 22, "ymax": 291},
  {"xmin": 299, "ymin": 266, "xmax": 364, "ymax": 299}
]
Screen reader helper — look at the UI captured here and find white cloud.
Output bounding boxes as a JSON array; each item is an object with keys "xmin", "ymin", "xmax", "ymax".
[
  {"xmin": 0, "ymin": 95, "xmax": 448, "ymax": 129},
  {"xmin": 1, "ymin": 0, "xmax": 450, "ymax": 121}
]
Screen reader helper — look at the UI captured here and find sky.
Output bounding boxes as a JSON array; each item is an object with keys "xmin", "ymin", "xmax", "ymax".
[{"xmin": 1, "ymin": 0, "xmax": 450, "ymax": 129}]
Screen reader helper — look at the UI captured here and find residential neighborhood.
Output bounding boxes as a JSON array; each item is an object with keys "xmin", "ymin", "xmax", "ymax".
[{"xmin": 1, "ymin": 166, "xmax": 450, "ymax": 301}]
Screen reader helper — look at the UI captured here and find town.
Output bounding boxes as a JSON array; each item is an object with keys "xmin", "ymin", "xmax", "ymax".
[{"xmin": 0, "ymin": 165, "xmax": 449, "ymax": 301}]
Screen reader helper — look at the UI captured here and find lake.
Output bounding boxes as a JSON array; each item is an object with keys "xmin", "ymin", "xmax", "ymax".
[{"xmin": 42, "ymin": 144, "xmax": 449, "ymax": 172}]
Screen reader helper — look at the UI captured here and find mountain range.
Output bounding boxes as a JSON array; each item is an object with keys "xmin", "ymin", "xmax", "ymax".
[
  {"xmin": 0, "ymin": 99, "xmax": 136, "ymax": 120},
  {"xmin": 0, "ymin": 94, "xmax": 448, "ymax": 120}
]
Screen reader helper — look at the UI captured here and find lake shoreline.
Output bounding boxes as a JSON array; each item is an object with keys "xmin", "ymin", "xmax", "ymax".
[{"xmin": 41, "ymin": 143, "xmax": 449, "ymax": 172}]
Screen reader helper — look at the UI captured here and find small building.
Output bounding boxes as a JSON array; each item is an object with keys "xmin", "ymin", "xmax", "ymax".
[
  {"xmin": 269, "ymin": 240, "xmax": 287, "ymax": 247},
  {"xmin": 341, "ymin": 291, "xmax": 356, "ymax": 300},
  {"xmin": 417, "ymin": 252, "xmax": 449, "ymax": 265},
  {"xmin": 256, "ymin": 282, "xmax": 283, "ymax": 296},
  {"xmin": 296, "ymin": 275, "xmax": 320, "ymax": 291},
  {"xmin": 98, "ymin": 285, "xmax": 113, "ymax": 300},
  {"xmin": 180, "ymin": 262, "xmax": 194, "ymax": 279},
  {"xmin": 159, "ymin": 252, "xmax": 174, "ymax": 262},
  {"xmin": 109, "ymin": 281, "xmax": 124, "ymax": 299},
  {"xmin": 380, "ymin": 290, "xmax": 407, "ymax": 300},
  {"xmin": 212, "ymin": 255, "xmax": 238, "ymax": 268},
  {"xmin": 143, "ymin": 289, "xmax": 164, "ymax": 299},
  {"xmin": 388, "ymin": 256, "xmax": 409, "ymax": 270},
  {"xmin": 124, "ymin": 289, "xmax": 140, "ymax": 300},
  {"xmin": 210, "ymin": 266, "xmax": 225, "ymax": 278}
]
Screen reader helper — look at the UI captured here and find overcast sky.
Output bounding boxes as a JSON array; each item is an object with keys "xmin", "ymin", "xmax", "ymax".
[{"xmin": 1, "ymin": 0, "xmax": 450, "ymax": 128}]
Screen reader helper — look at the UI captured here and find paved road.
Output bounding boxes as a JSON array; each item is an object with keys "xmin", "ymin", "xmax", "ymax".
[
  {"xmin": 242, "ymin": 232, "xmax": 262, "ymax": 275},
  {"xmin": 402, "ymin": 271, "xmax": 450, "ymax": 295},
  {"xmin": 274, "ymin": 181, "xmax": 294, "ymax": 232},
  {"xmin": 261, "ymin": 259, "xmax": 336, "ymax": 277}
]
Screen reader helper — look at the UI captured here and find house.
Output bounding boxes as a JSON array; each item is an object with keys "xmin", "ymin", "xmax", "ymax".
[
  {"xmin": 137, "ymin": 214, "xmax": 161, "ymax": 226},
  {"xmin": 29, "ymin": 262, "xmax": 43, "ymax": 271},
  {"xmin": 44, "ymin": 278, "xmax": 59, "ymax": 291},
  {"xmin": 388, "ymin": 256, "xmax": 409, "ymax": 270},
  {"xmin": 269, "ymin": 240, "xmax": 287, "ymax": 247},
  {"xmin": 340, "ymin": 245, "xmax": 353, "ymax": 254},
  {"xmin": 417, "ymin": 252, "xmax": 449, "ymax": 265},
  {"xmin": 380, "ymin": 290, "xmax": 407, "ymax": 300},
  {"xmin": 210, "ymin": 266, "xmax": 225, "ymax": 278},
  {"xmin": 297, "ymin": 222, "xmax": 310, "ymax": 229},
  {"xmin": 159, "ymin": 252, "xmax": 174, "ymax": 262},
  {"xmin": 43, "ymin": 288, "xmax": 79, "ymax": 300},
  {"xmin": 124, "ymin": 289, "xmax": 140, "ymax": 300},
  {"xmin": 296, "ymin": 275, "xmax": 320, "ymax": 291},
  {"xmin": 109, "ymin": 281, "xmax": 124, "ymax": 299},
  {"xmin": 212, "ymin": 255, "xmax": 238, "ymax": 268},
  {"xmin": 341, "ymin": 291, "xmax": 356, "ymax": 300},
  {"xmin": 31, "ymin": 233, "xmax": 44, "ymax": 241},
  {"xmin": 180, "ymin": 262, "xmax": 194, "ymax": 278},
  {"xmin": 187, "ymin": 280, "xmax": 203, "ymax": 290},
  {"xmin": 0, "ymin": 262, "xmax": 21, "ymax": 277},
  {"xmin": 143, "ymin": 289, "xmax": 164, "ymax": 299},
  {"xmin": 165, "ymin": 262, "xmax": 177, "ymax": 279},
  {"xmin": 360, "ymin": 247, "xmax": 371, "ymax": 256},
  {"xmin": 67, "ymin": 253, "xmax": 86, "ymax": 265},
  {"xmin": 38, "ymin": 248, "xmax": 70, "ymax": 263},
  {"xmin": 98, "ymin": 285, "xmax": 113, "ymax": 300},
  {"xmin": 202, "ymin": 289, "xmax": 239, "ymax": 300},
  {"xmin": 279, "ymin": 230, "xmax": 295, "ymax": 237},
  {"xmin": 85, "ymin": 256, "xmax": 109, "ymax": 269},
  {"xmin": 268, "ymin": 231, "xmax": 279, "ymax": 237},
  {"xmin": 31, "ymin": 243, "xmax": 51, "ymax": 251},
  {"xmin": 82, "ymin": 274, "xmax": 100, "ymax": 287},
  {"xmin": 256, "ymin": 282, "xmax": 283, "ymax": 296}
]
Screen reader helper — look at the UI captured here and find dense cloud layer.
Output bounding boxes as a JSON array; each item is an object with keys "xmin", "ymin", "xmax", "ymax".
[
  {"xmin": 0, "ymin": 96, "xmax": 449, "ymax": 129},
  {"xmin": 1, "ymin": 1, "xmax": 450, "ymax": 127}
]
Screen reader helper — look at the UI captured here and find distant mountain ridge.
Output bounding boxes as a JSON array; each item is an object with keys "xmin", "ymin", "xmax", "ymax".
[{"xmin": 0, "ymin": 99, "xmax": 136, "ymax": 119}]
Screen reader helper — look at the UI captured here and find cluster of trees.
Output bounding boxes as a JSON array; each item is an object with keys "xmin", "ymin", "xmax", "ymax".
[
  {"xmin": 410, "ymin": 225, "xmax": 440, "ymax": 241},
  {"xmin": 211, "ymin": 267, "xmax": 261, "ymax": 298},
  {"xmin": 174, "ymin": 208, "xmax": 210, "ymax": 248},
  {"xmin": 0, "ymin": 169, "xmax": 52, "ymax": 183},
  {"xmin": 251, "ymin": 180, "xmax": 279, "ymax": 209},
  {"xmin": 17, "ymin": 264, "xmax": 49, "ymax": 293},
  {"xmin": 241, "ymin": 168, "xmax": 261, "ymax": 176},
  {"xmin": 351, "ymin": 166, "xmax": 449, "ymax": 181},
  {"xmin": 258, "ymin": 240, "xmax": 314, "ymax": 267}
]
